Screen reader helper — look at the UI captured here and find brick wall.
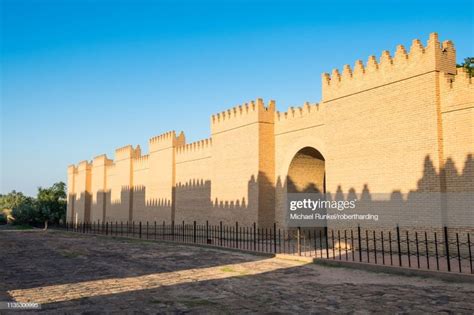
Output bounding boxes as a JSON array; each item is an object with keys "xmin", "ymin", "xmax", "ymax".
[{"xmin": 67, "ymin": 33, "xmax": 472, "ymax": 230}]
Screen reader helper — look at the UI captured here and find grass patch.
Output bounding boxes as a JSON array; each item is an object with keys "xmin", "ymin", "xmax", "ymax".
[
  {"xmin": 220, "ymin": 266, "xmax": 236, "ymax": 273},
  {"xmin": 220, "ymin": 266, "xmax": 249, "ymax": 276}
]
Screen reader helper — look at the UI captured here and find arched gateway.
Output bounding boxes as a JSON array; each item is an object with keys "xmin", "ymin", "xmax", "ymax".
[{"xmin": 287, "ymin": 147, "xmax": 325, "ymax": 194}]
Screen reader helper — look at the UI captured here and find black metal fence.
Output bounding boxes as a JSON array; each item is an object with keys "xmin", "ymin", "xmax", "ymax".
[{"xmin": 60, "ymin": 221, "xmax": 473, "ymax": 274}]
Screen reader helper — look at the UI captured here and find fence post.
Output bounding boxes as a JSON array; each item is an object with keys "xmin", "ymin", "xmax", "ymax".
[
  {"xmin": 139, "ymin": 222, "xmax": 142, "ymax": 239},
  {"xmin": 324, "ymin": 226, "xmax": 329, "ymax": 259},
  {"xmin": 206, "ymin": 220, "xmax": 209, "ymax": 243},
  {"xmin": 162, "ymin": 221, "xmax": 165, "ymax": 239},
  {"xmin": 253, "ymin": 222, "xmax": 257, "ymax": 251},
  {"xmin": 358, "ymin": 225, "xmax": 362, "ymax": 262},
  {"xmin": 415, "ymin": 232, "xmax": 420, "ymax": 269},
  {"xmin": 172, "ymin": 221, "xmax": 175, "ymax": 241},
  {"xmin": 406, "ymin": 231, "xmax": 411, "ymax": 267},
  {"xmin": 468, "ymin": 233, "xmax": 472, "ymax": 274},
  {"xmin": 372, "ymin": 230, "xmax": 377, "ymax": 264},
  {"xmin": 297, "ymin": 227, "xmax": 301, "ymax": 256},
  {"xmin": 273, "ymin": 223, "xmax": 277, "ymax": 253},
  {"xmin": 193, "ymin": 221, "xmax": 197, "ymax": 243},
  {"xmin": 381, "ymin": 231, "xmax": 385, "ymax": 265},
  {"xmin": 396, "ymin": 225, "xmax": 402, "ymax": 266},
  {"xmin": 235, "ymin": 222, "xmax": 239, "ymax": 249},
  {"xmin": 456, "ymin": 233, "xmax": 461, "ymax": 273},
  {"xmin": 444, "ymin": 226, "xmax": 451, "ymax": 272},
  {"xmin": 106, "ymin": 222, "xmax": 109, "ymax": 236},
  {"xmin": 424, "ymin": 231, "xmax": 430, "ymax": 270},
  {"xmin": 220, "ymin": 221, "xmax": 223, "ymax": 246},
  {"xmin": 182, "ymin": 221, "xmax": 185, "ymax": 242}
]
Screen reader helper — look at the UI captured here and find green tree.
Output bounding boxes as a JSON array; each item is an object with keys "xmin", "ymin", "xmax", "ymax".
[
  {"xmin": 36, "ymin": 182, "xmax": 67, "ymax": 229},
  {"xmin": 457, "ymin": 57, "xmax": 474, "ymax": 77},
  {"xmin": 11, "ymin": 197, "xmax": 38, "ymax": 226},
  {"xmin": 7, "ymin": 182, "xmax": 67, "ymax": 228},
  {"xmin": 0, "ymin": 190, "xmax": 29, "ymax": 211},
  {"xmin": 0, "ymin": 190, "xmax": 31, "ymax": 223}
]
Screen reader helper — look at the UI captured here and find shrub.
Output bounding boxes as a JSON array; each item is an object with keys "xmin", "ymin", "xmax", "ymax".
[
  {"xmin": 0, "ymin": 213, "xmax": 7, "ymax": 225},
  {"xmin": 3, "ymin": 182, "xmax": 66, "ymax": 227},
  {"xmin": 12, "ymin": 199, "xmax": 40, "ymax": 226}
]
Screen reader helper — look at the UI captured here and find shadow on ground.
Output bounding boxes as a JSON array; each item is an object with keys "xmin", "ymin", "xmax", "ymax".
[{"xmin": 1, "ymin": 230, "xmax": 473, "ymax": 313}]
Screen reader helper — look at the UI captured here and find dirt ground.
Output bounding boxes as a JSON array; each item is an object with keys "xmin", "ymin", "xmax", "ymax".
[{"xmin": 1, "ymin": 228, "xmax": 473, "ymax": 314}]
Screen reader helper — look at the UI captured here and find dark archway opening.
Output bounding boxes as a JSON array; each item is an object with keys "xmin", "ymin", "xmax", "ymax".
[{"xmin": 287, "ymin": 147, "xmax": 326, "ymax": 193}]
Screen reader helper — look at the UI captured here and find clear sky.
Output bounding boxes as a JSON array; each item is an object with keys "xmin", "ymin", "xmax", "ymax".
[{"xmin": 1, "ymin": 0, "xmax": 473, "ymax": 196}]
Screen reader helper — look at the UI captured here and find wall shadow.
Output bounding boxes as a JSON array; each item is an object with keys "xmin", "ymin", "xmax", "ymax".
[
  {"xmin": 277, "ymin": 154, "xmax": 473, "ymax": 231},
  {"xmin": 68, "ymin": 154, "xmax": 473, "ymax": 230},
  {"xmin": 0, "ymin": 232, "xmax": 270, "ymax": 292},
  {"xmin": 13, "ymin": 263, "xmax": 323, "ymax": 311},
  {"xmin": 11, "ymin": 257, "xmax": 469, "ymax": 313}
]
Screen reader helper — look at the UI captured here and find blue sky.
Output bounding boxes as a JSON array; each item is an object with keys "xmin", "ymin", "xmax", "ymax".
[{"xmin": 1, "ymin": 0, "xmax": 473, "ymax": 196}]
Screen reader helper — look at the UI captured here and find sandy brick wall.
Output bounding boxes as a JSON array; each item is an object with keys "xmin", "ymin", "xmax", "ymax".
[
  {"xmin": 175, "ymin": 139, "xmax": 212, "ymax": 223},
  {"xmin": 66, "ymin": 165, "xmax": 76, "ymax": 222},
  {"xmin": 104, "ymin": 146, "xmax": 137, "ymax": 222},
  {"xmin": 90, "ymin": 155, "xmax": 112, "ymax": 222},
  {"xmin": 274, "ymin": 33, "xmax": 468, "ymax": 229},
  {"xmin": 104, "ymin": 162, "xmax": 115, "ymax": 221},
  {"xmin": 71, "ymin": 161, "xmax": 91, "ymax": 223},
  {"xmin": 146, "ymin": 132, "xmax": 184, "ymax": 222},
  {"xmin": 440, "ymin": 68, "xmax": 474, "ymax": 227},
  {"xmin": 210, "ymin": 99, "xmax": 275, "ymax": 226},
  {"xmin": 67, "ymin": 33, "xmax": 472, "ymax": 230},
  {"xmin": 131, "ymin": 154, "xmax": 149, "ymax": 222}
]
